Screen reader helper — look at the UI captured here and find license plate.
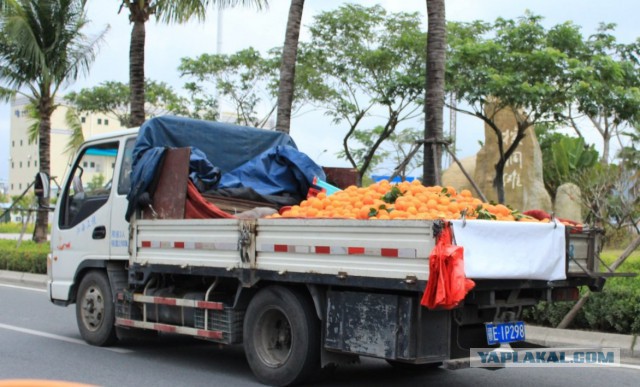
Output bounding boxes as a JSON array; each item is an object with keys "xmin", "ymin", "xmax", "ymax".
[{"xmin": 485, "ymin": 321, "xmax": 526, "ymax": 345}]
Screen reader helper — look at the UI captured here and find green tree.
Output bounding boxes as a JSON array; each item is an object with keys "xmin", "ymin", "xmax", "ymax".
[
  {"xmin": 179, "ymin": 47, "xmax": 280, "ymax": 127},
  {"xmin": 0, "ymin": 0, "xmax": 106, "ymax": 242},
  {"xmin": 65, "ymin": 79, "xmax": 185, "ymax": 126},
  {"xmin": 446, "ymin": 14, "xmax": 583, "ymax": 203},
  {"xmin": 423, "ymin": 0, "xmax": 446, "ymax": 186},
  {"xmin": 570, "ymin": 24, "xmax": 640, "ymax": 164},
  {"xmin": 616, "ymin": 129, "xmax": 640, "ymax": 232},
  {"xmin": 122, "ymin": 0, "xmax": 267, "ymax": 127},
  {"xmin": 275, "ymin": 0, "xmax": 304, "ymax": 133},
  {"xmin": 536, "ymin": 126, "xmax": 599, "ymax": 196},
  {"xmin": 387, "ymin": 127, "xmax": 424, "ymax": 181},
  {"xmin": 299, "ymin": 4, "xmax": 426, "ymax": 185},
  {"xmin": 87, "ymin": 174, "xmax": 106, "ymax": 191}
]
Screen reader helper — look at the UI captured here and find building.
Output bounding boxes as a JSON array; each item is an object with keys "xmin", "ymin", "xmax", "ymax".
[{"xmin": 8, "ymin": 97, "xmax": 126, "ymax": 196}]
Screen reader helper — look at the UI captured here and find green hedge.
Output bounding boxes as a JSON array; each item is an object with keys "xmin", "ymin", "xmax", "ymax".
[
  {"xmin": 0, "ymin": 240, "xmax": 48, "ymax": 274},
  {"xmin": 524, "ymin": 249, "xmax": 640, "ymax": 335},
  {"xmin": 523, "ymin": 288, "xmax": 640, "ymax": 335}
]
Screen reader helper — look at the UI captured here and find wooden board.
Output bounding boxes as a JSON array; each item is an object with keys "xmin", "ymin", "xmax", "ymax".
[{"xmin": 142, "ymin": 147, "xmax": 191, "ymax": 220}]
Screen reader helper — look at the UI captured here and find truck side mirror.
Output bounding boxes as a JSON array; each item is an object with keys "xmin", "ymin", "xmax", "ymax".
[{"xmin": 34, "ymin": 172, "xmax": 50, "ymax": 199}]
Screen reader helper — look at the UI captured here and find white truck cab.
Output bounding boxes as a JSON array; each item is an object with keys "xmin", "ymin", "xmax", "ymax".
[{"xmin": 48, "ymin": 129, "xmax": 138, "ymax": 305}]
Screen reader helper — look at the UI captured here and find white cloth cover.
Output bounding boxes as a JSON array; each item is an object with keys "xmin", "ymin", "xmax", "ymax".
[{"xmin": 450, "ymin": 219, "xmax": 567, "ymax": 281}]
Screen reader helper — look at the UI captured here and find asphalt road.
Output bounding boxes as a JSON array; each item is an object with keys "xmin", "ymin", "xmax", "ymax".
[{"xmin": 1, "ymin": 282, "xmax": 639, "ymax": 387}]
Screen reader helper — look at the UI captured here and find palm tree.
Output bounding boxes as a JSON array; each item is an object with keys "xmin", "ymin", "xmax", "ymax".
[
  {"xmin": 0, "ymin": 0, "xmax": 107, "ymax": 243},
  {"xmin": 122, "ymin": 0, "xmax": 268, "ymax": 128},
  {"xmin": 275, "ymin": 0, "xmax": 304, "ymax": 133},
  {"xmin": 423, "ymin": 0, "xmax": 446, "ymax": 186}
]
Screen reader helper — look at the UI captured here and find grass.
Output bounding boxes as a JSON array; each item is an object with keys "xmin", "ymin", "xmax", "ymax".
[
  {"xmin": 598, "ymin": 248, "xmax": 640, "ymax": 292},
  {"xmin": 0, "ymin": 222, "xmax": 35, "ymax": 234}
]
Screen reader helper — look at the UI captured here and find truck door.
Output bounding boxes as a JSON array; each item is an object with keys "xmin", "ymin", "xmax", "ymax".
[
  {"xmin": 109, "ymin": 137, "xmax": 136, "ymax": 259},
  {"xmin": 49, "ymin": 140, "xmax": 120, "ymax": 302}
]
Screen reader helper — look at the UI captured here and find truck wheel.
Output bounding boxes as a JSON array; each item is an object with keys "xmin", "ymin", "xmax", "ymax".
[
  {"xmin": 76, "ymin": 271, "xmax": 117, "ymax": 346},
  {"xmin": 243, "ymin": 286, "xmax": 320, "ymax": 386}
]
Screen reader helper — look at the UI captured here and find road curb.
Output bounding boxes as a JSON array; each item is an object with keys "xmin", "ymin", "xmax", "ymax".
[
  {"xmin": 526, "ymin": 325, "xmax": 639, "ymax": 359},
  {"xmin": 0, "ymin": 270, "xmax": 47, "ymax": 288}
]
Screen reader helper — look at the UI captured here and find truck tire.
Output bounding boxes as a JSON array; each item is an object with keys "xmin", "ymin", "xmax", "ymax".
[
  {"xmin": 243, "ymin": 286, "xmax": 320, "ymax": 386},
  {"xmin": 76, "ymin": 271, "xmax": 117, "ymax": 346}
]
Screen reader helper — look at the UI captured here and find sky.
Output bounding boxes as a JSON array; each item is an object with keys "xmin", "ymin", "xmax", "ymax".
[{"xmin": 2, "ymin": 0, "xmax": 640, "ymax": 184}]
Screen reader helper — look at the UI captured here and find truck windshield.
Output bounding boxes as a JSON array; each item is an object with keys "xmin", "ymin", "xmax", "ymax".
[{"xmin": 60, "ymin": 142, "xmax": 119, "ymax": 229}]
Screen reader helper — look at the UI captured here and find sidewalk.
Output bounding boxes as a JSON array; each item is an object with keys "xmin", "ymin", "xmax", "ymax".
[
  {"xmin": 1, "ymin": 269, "xmax": 638, "ymax": 361},
  {"xmin": 526, "ymin": 325, "xmax": 640, "ymax": 361},
  {"xmin": 0, "ymin": 233, "xmax": 50, "ymax": 241},
  {"xmin": 0, "ymin": 270, "xmax": 47, "ymax": 288}
]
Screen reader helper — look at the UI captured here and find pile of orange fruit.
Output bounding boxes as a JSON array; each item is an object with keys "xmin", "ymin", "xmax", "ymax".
[{"xmin": 271, "ymin": 179, "xmax": 545, "ymax": 221}]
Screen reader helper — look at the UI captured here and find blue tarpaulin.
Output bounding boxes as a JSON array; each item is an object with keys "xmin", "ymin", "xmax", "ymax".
[
  {"xmin": 219, "ymin": 145, "xmax": 325, "ymax": 197},
  {"xmin": 132, "ymin": 115, "xmax": 297, "ymax": 173},
  {"xmin": 127, "ymin": 116, "xmax": 325, "ymax": 220}
]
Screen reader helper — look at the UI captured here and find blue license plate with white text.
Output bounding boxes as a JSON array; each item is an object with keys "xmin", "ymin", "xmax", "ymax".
[{"xmin": 485, "ymin": 321, "xmax": 526, "ymax": 345}]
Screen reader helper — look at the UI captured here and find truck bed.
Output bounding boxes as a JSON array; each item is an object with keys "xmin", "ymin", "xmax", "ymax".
[
  {"xmin": 133, "ymin": 218, "xmax": 435, "ymax": 281},
  {"xmin": 132, "ymin": 217, "xmax": 600, "ymax": 287}
]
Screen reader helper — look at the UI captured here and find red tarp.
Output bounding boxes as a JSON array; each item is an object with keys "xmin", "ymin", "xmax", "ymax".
[
  {"xmin": 185, "ymin": 180, "xmax": 236, "ymax": 219},
  {"xmin": 421, "ymin": 222, "xmax": 475, "ymax": 310}
]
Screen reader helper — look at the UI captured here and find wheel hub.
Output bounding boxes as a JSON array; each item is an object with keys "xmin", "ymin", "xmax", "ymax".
[
  {"xmin": 81, "ymin": 285, "xmax": 104, "ymax": 331},
  {"xmin": 258, "ymin": 309, "xmax": 293, "ymax": 367}
]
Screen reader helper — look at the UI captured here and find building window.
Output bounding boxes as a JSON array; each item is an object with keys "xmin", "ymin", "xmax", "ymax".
[
  {"xmin": 19, "ymin": 162, "xmax": 22, "ymax": 168},
  {"xmin": 34, "ymin": 161, "xmax": 37, "ymax": 167},
  {"xmin": 97, "ymin": 118, "xmax": 102, "ymax": 125},
  {"xmin": 81, "ymin": 116, "xmax": 86, "ymax": 123},
  {"xmin": 20, "ymin": 140, "xmax": 23, "ymax": 146},
  {"xmin": 27, "ymin": 161, "xmax": 30, "ymax": 167},
  {"xmin": 104, "ymin": 119, "xmax": 109, "ymax": 125},
  {"xmin": 11, "ymin": 184, "xmax": 13, "ymax": 190},
  {"xmin": 19, "ymin": 183, "xmax": 22, "ymax": 190},
  {"xmin": 90, "ymin": 162, "xmax": 95, "ymax": 168},
  {"xmin": 11, "ymin": 162, "xmax": 14, "ymax": 168},
  {"xmin": 12, "ymin": 141, "xmax": 14, "ymax": 147},
  {"xmin": 14, "ymin": 110, "xmax": 20, "ymax": 117}
]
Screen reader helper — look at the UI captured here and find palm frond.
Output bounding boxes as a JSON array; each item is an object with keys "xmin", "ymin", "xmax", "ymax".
[
  {"xmin": 25, "ymin": 102, "xmax": 40, "ymax": 144},
  {"xmin": 155, "ymin": 0, "xmax": 268, "ymax": 24},
  {"xmin": 64, "ymin": 106, "xmax": 84, "ymax": 155}
]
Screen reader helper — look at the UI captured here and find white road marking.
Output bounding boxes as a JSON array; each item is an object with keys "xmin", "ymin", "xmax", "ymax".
[
  {"xmin": 0, "ymin": 322, "xmax": 133, "ymax": 354},
  {"xmin": 0, "ymin": 283, "xmax": 47, "ymax": 293}
]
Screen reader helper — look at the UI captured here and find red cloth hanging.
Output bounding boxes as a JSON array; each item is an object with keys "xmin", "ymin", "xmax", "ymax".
[
  {"xmin": 421, "ymin": 222, "xmax": 475, "ymax": 309},
  {"xmin": 184, "ymin": 180, "xmax": 236, "ymax": 219}
]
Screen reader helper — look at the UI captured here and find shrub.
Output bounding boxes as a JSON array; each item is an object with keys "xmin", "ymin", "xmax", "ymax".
[{"xmin": 0, "ymin": 240, "xmax": 48, "ymax": 274}]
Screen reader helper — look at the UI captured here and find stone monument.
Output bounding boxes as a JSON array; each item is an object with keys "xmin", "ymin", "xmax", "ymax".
[
  {"xmin": 442, "ymin": 155, "xmax": 475, "ymax": 194},
  {"xmin": 554, "ymin": 183, "xmax": 583, "ymax": 223},
  {"xmin": 446, "ymin": 103, "xmax": 552, "ymax": 212}
]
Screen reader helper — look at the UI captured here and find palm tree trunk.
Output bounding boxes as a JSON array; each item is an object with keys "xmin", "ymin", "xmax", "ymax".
[
  {"xmin": 276, "ymin": 0, "xmax": 305, "ymax": 134},
  {"xmin": 129, "ymin": 17, "xmax": 146, "ymax": 127},
  {"xmin": 423, "ymin": 0, "xmax": 446, "ymax": 186},
  {"xmin": 33, "ymin": 96, "xmax": 52, "ymax": 243}
]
